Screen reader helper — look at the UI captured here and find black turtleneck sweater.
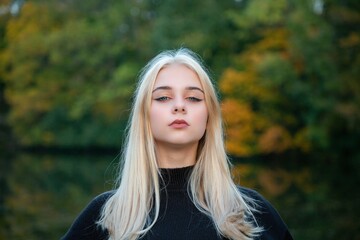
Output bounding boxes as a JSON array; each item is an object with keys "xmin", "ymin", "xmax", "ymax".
[{"xmin": 61, "ymin": 166, "xmax": 293, "ymax": 240}]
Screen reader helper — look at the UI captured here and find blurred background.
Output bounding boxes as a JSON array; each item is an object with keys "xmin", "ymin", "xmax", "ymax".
[{"xmin": 0, "ymin": 0, "xmax": 359, "ymax": 239}]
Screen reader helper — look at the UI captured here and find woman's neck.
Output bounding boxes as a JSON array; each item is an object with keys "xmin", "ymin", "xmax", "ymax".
[{"xmin": 155, "ymin": 142, "xmax": 198, "ymax": 168}]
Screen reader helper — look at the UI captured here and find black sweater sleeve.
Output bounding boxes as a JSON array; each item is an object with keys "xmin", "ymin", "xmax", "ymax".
[
  {"xmin": 240, "ymin": 187, "xmax": 293, "ymax": 240},
  {"xmin": 61, "ymin": 191, "xmax": 114, "ymax": 240}
]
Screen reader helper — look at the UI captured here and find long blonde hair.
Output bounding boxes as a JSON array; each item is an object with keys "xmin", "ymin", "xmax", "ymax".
[{"xmin": 98, "ymin": 48, "xmax": 262, "ymax": 240}]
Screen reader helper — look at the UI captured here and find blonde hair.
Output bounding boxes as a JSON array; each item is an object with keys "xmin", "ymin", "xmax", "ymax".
[{"xmin": 98, "ymin": 48, "xmax": 262, "ymax": 240}]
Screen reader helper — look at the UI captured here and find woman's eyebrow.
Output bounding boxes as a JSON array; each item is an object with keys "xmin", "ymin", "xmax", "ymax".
[
  {"xmin": 152, "ymin": 86, "xmax": 171, "ymax": 93},
  {"xmin": 152, "ymin": 86, "xmax": 204, "ymax": 93},
  {"xmin": 185, "ymin": 86, "xmax": 204, "ymax": 93}
]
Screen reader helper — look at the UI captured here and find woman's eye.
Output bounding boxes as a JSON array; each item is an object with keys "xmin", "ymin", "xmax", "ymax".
[
  {"xmin": 155, "ymin": 96, "xmax": 170, "ymax": 101},
  {"xmin": 187, "ymin": 97, "xmax": 202, "ymax": 102}
]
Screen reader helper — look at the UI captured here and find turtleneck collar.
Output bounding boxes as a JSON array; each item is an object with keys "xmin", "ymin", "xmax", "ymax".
[{"xmin": 159, "ymin": 165, "xmax": 194, "ymax": 191}]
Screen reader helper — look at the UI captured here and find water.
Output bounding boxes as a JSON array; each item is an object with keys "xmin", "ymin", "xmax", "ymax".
[{"xmin": 0, "ymin": 152, "xmax": 358, "ymax": 239}]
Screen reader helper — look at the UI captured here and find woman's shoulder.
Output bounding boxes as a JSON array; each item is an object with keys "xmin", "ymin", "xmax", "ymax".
[
  {"xmin": 238, "ymin": 186, "xmax": 294, "ymax": 240},
  {"xmin": 79, "ymin": 190, "xmax": 116, "ymax": 215},
  {"xmin": 92, "ymin": 190, "xmax": 116, "ymax": 205},
  {"xmin": 61, "ymin": 190, "xmax": 115, "ymax": 240},
  {"xmin": 76, "ymin": 190, "xmax": 115, "ymax": 216},
  {"xmin": 238, "ymin": 186, "xmax": 279, "ymax": 213},
  {"xmin": 238, "ymin": 186, "xmax": 262, "ymax": 200}
]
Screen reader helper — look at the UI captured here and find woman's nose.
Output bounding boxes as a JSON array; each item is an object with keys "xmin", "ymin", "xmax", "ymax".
[{"xmin": 172, "ymin": 99, "xmax": 186, "ymax": 113}]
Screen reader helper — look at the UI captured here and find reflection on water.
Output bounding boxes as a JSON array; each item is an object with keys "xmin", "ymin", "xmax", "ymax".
[
  {"xmin": 1, "ymin": 153, "xmax": 116, "ymax": 240},
  {"xmin": 0, "ymin": 153, "xmax": 358, "ymax": 239}
]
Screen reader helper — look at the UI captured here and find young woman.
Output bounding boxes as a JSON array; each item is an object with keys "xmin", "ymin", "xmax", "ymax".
[{"xmin": 62, "ymin": 48, "xmax": 293, "ymax": 240}]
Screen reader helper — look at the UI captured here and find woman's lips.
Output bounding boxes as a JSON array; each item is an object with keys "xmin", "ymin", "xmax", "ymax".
[{"xmin": 169, "ymin": 119, "xmax": 189, "ymax": 129}]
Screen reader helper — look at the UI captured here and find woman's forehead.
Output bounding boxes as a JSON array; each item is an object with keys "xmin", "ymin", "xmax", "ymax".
[{"xmin": 153, "ymin": 64, "xmax": 203, "ymax": 89}]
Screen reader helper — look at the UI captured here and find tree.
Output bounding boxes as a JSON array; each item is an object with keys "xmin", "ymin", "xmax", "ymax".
[
  {"xmin": 0, "ymin": 1, "xmax": 141, "ymax": 147},
  {"xmin": 219, "ymin": 0, "xmax": 355, "ymax": 156}
]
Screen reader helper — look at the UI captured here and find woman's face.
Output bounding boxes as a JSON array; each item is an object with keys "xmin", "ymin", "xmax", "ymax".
[{"xmin": 150, "ymin": 64, "xmax": 208, "ymax": 148}]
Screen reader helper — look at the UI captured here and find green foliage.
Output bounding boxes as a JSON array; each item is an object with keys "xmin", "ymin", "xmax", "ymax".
[
  {"xmin": 0, "ymin": 0, "xmax": 247, "ymax": 148},
  {"xmin": 1, "ymin": 1, "xmax": 139, "ymax": 147},
  {"xmin": 221, "ymin": 0, "xmax": 359, "ymax": 156}
]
